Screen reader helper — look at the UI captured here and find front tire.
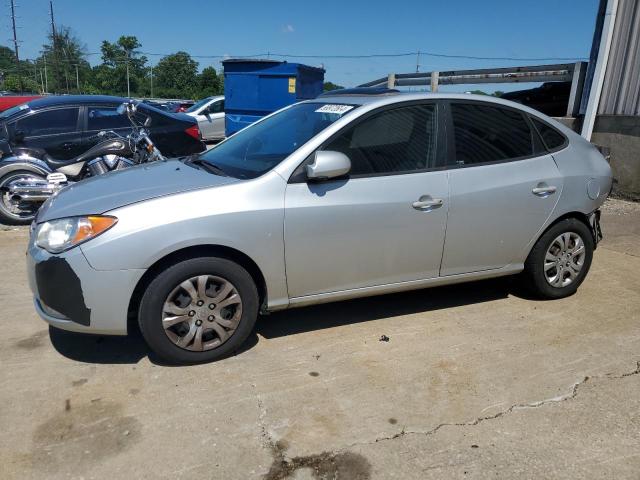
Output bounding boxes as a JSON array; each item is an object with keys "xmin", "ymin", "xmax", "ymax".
[
  {"xmin": 138, "ymin": 257, "xmax": 259, "ymax": 364},
  {"xmin": 0, "ymin": 170, "xmax": 44, "ymax": 225},
  {"xmin": 523, "ymin": 218, "xmax": 594, "ymax": 299}
]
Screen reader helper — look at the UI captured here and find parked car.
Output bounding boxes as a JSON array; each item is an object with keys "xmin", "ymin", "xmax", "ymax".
[
  {"xmin": 168, "ymin": 101, "xmax": 195, "ymax": 113},
  {"xmin": 185, "ymin": 96, "xmax": 225, "ymax": 141},
  {"xmin": 27, "ymin": 92, "xmax": 611, "ymax": 364},
  {"xmin": 0, "ymin": 94, "xmax": 42, "ymax": 112},
  {"xmin": 0, "ymin": 95, "xmax": 205, "ymax": 162},
  {"xmin": 500, "ymin": 82, "xmax": 571, "ymax": 117}
]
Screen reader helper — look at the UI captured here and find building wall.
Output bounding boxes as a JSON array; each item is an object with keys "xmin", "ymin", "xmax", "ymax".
[{"xmin": 598, "ymin": 0, "xmax": 640, "ymax": 115}]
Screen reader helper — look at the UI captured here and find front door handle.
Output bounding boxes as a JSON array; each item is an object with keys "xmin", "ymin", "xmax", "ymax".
[
  {"xmin": 412, "ymin": 196, "xmax": 444, "ymax": 211},
  {"xmin": 532, "ymin": 185, "xmax": 557, "ymax": 197}
]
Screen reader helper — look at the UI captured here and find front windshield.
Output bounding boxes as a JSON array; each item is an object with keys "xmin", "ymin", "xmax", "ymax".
[
  {"xmin": 198, "ymin": 102, "xmax": 357, "ymax": 179},
  {"xmin": 186, "ymin": 97, "xmax": 213, "ymax": 113}
]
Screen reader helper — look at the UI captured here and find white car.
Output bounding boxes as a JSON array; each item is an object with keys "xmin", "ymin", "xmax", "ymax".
[{"xmin": 185, "ymin": 96, "xmax": 225, "ymax": 141}]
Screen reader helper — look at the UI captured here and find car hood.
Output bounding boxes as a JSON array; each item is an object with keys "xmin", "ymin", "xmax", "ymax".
[{"xmin": 37, "ymin": 159, "xmax": 240, "ymax": 222}]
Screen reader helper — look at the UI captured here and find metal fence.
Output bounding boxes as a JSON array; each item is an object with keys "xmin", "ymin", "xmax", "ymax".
[{"xmin": 598, "ymin": 0, "xmax": 640, "ymax": 115}]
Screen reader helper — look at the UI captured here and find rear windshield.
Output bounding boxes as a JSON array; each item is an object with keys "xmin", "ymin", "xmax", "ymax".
[
  {"xmin": 198, "ymin": 102, "xmax": 358, "ymax": 179},
  {"xmin": 186, "ymin": 98, "xmax": 213, "ymax": 113}
]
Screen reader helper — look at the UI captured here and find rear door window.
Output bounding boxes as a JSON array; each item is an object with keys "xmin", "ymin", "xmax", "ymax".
[
  {"xmin": 13, "ymin": 108, "xmax": 80, "ymax": 137},
  {"xmin": 87, "ymin": 106, "xmax": 131, "ymax": 131},
  {"xmin": 450, "ymin": 103, "xmax": 536, "ymax": 165}
]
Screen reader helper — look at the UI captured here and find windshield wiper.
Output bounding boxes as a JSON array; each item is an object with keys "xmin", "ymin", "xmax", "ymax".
[{"xmin": 184, "ymin": 156, "xmax": 229, "ymax": 177}]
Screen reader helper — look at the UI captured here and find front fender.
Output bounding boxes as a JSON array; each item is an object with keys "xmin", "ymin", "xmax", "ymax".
[{"xmin": 0, "ymin": 156, "xmax": 52, "ymax": 178}]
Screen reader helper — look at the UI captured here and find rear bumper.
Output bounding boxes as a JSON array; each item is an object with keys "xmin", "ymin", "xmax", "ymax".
[{"xmin": 27, "ymin": 242, "xmax": 145, "ymax": 335}]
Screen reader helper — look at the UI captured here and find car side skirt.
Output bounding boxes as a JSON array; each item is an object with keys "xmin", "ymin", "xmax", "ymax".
[{"xmin": 281, "ymin": 263, "xmax": 523, "ymax": 310}]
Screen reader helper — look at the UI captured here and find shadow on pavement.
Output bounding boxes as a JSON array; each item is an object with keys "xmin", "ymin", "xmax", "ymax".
[
  {"xmin": 257, "ymin": 276, "xmax": 529, "ymax": 339},
  {"xmin": 49, "ymin": 277, "xmax": 532, "ymax": 365}
]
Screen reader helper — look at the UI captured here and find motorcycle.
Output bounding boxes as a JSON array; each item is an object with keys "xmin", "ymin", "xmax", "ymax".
[{"xmin": 0, "ymin": 101, "xmax": 165, "ymax": 225}]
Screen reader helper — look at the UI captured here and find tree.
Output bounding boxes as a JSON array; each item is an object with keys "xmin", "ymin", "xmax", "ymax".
[
  {"xmin": 3, "ymin": 74, "xmax": 39, "ymax": 93},
  {"xmin": 196, "ymin": 66, "xmax": 222, "ymax": 98},
  {"xmin": 323, "ymin": 81, "xmax": 344, "ymax": 92},
  {"xmin": 39, "ymin": 26, "xmax": 91, "ymax": 93},
  {"xmin": 98, "ymin": 36, "xmax": 147, "ymax": 96},
  {"xmin": 154, "ymin": 51, "xmax": 198, "ymax": 98}
]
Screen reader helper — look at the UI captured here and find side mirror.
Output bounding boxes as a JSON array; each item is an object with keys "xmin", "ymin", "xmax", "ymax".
[{"xmin": 306, "ymin": 150, "xmax": 351, "ymax": 181}]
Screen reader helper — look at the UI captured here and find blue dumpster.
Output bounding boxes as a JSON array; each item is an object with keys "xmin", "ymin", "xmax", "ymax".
[{"xmin": 223, "ymin": 59, "xmax": 325, "ymax": 136}]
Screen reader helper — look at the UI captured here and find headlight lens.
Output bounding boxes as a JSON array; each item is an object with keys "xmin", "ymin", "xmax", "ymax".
[{"xmin": 35, "ymin": 216, "xmax": 117, "ymax": 253}]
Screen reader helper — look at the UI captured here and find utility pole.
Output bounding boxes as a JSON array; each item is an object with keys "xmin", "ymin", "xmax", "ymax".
[
  {"xmin": 43, "ymin": 55, "xmax": 48, "ymax": 92},
  {"xmin": 415, "ymin": 50, "xmax": 421, "ymax": 74},
  {"xmin": 49, "ymin": 0, "xmax": 58, "ymax": 92},
  {"xmin": 75, "ymin": 64, "xmax": 79, "ymax": 92},
  {"xmin": 9, "ymin": 0, "xmax": 22, "ymax": 92},
  {"xmin": 40, "ymin": 68, "xmax": 45, "ymax": 93},
  {"xmin": 126, "ymin": 58, "xmax": 130, "ymax": 97}
]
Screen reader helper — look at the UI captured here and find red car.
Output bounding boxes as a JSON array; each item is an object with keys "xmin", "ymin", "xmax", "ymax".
[{"xmin": 0, "ymin": 95, "xmax": 42, "ymax": 112}]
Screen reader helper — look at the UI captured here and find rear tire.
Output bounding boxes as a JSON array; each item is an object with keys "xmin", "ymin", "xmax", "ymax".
[
  {"xmin": 523, "ymin": 218, "xmax": 594, "ymax": 299},
  {"xmin": 0, "ymin": 170, "xmax": 43, "ymax": 225},
  {"xmin": 138, "ymin": 257, "xmax": 259, "ymax": 364}
]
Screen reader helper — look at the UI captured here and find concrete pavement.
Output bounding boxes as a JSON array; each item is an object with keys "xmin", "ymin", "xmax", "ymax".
[{"xmin": 1, "ymin": 198, "xmax": 638, "ymax": 479}]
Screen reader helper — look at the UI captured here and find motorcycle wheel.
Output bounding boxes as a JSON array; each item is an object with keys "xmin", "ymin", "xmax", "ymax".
[{"xmin": 0, "ymin": 170, "xmax": 44, "ymax": 225}]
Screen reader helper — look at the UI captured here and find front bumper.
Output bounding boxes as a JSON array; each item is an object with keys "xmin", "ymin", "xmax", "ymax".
[{"xmin": 27, "ymin": 241, "xmax": 146, "ymax": 335}]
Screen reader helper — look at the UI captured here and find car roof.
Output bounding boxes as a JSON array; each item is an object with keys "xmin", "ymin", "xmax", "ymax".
[
  {"xmin": 26, "ymin": 94, "xmax": 127, "ymax": 109},
  {"xmin": 312, "ymin": 91, "xmax": 554, "ymax": 116},
  {"xmin": 310, "ymin": 91, "xmax": 578, "ymax": 140}
]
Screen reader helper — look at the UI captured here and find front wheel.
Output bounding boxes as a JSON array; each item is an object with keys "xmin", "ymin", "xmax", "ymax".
[
  {"xmin": 523, "ymin": 218, "xmax": 594, "ymax": 299},
  {"xmin": 0, "ymin": 170, "xmax": 44, "ymax": 225},
  {"xmin": 138, "ymin": 257, "xmax": 259, "ymax": 364}
]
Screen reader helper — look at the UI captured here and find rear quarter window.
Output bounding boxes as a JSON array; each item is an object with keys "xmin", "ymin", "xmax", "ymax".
[{"xmin": 531, "ymin": 117, "xmax": 566, "ymax": 151}]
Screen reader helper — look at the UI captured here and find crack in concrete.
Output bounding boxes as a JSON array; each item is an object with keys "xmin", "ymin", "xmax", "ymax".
[
  {"xmin": 346, "ymin": 360, "xmax": 640, "ymax": 449},
  {"xmin": 252, "ymin": 360, "xmax": 640, "ymax": 475}
]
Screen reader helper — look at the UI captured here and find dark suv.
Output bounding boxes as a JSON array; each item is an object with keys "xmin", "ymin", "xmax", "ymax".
[{"xmin": 0, "ymin": 95, "xmax": 205, "ymax": 160}]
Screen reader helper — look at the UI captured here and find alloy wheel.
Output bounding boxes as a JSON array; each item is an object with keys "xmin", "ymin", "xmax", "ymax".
[
  {"xmin": 161, "ymin": 275, "xmax": 242, "ymax": 351},
  {"xmin": 544, "ymin": 232, "xmax": 586, "ymax": 288}
]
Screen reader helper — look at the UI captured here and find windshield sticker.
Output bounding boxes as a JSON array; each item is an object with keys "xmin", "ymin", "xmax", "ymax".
[{"xmin": 315, "ymin": 104, "xmax": 354, "ymax": 115}]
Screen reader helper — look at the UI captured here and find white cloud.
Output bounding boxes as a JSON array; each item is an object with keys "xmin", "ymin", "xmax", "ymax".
[{"xmin": 282, "ymin": 24, "xmax": 295, "ymax": 33}]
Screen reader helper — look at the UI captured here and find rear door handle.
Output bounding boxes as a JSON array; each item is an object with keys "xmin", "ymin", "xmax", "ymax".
[
  {"xmin": 412, "ymin": 196, "xmax": 444, "ymax": 211},
  {"xmin": 532, "ymin": 186, "xmax": 557, "ymax": 197}
]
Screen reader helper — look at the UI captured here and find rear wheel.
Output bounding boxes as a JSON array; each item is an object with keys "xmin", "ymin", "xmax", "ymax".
[
  {"xmin": 138, "ymin": 257, "xmax": 259, "ymax": 364},
  {"xmin": 0, "ymin": 170, "xmax": 44, "ymax": 225},
  {"xmin": 523, "ymin": 218, "xmax": 594, "ymax": 299}
]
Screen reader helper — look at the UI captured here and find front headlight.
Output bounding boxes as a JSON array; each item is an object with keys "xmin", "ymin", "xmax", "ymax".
[{"xmin": 35, "ymin": 216, "xmax": 118, "ymax": 254}]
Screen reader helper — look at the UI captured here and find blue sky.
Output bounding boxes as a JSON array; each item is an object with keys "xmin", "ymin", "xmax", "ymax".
[{"xmin": 12, "ymin": 0, "xmax": 599, "ymax": 92}]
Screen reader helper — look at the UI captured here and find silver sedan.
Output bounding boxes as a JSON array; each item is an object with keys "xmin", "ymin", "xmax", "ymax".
[{"xmin": 26, "ymin": 92, "xmax": 612, "ymax": 363}]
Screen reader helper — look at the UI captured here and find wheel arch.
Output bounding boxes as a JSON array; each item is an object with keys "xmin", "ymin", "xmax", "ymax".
[
  {"xmin": 127, "ymin": 244, "xmax": 268, "ymax": 332},
  {"xmin": 525, "ymin": 211, "xmax": 593, "ymax": 261}
]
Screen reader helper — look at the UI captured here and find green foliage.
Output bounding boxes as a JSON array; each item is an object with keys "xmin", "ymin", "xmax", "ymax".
[
  {"xmin": 3, "ymin": 74, "xmax": 40, "ymax": 93},
  {"xmin": 39, "ymin": 26, "xmax": 91, "ymax": 94},
  {"xmin": 196, "ymin": 66, "xmax": 223, "ymax": 98},
  {"xmin": 153, "ymin": 51, "xmax": 198, "ymax": 98},
  {"xmin": 323, "ymin": 81, "xmax": 344, "ymax": 92},
  {"xmin": 1, "ymin": 29, "xmax": 227, "ymax": 99},
  {"xmin": 97, "ymin": 36, "xmax": 148, "ymax": 96}
]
